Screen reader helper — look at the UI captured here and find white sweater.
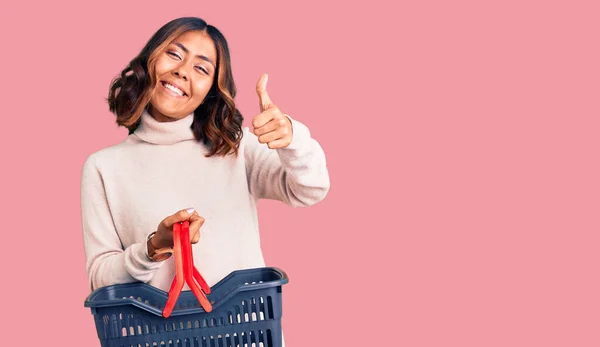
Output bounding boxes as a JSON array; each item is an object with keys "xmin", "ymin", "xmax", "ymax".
[{"xmin": 81, "ymin": 108, "xmax": 330, "ymax": 292}]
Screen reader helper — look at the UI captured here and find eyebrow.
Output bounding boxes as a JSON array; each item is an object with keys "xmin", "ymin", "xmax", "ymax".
[{"xmin": 173, "ymin": 42, "xmax": 216, "ymax": 69}]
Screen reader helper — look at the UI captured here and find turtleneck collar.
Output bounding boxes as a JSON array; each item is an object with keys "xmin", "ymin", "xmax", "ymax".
[{"xmin": 133, "ymin": 108, "xmax": 196, "ymax": 145}]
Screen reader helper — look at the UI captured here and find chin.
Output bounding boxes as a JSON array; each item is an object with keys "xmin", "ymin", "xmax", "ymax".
[{"xmin": 149, "ymin": 104, "xmax": 185, "ymax": 121}]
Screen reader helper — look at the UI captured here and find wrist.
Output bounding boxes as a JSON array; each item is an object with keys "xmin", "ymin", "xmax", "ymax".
[
  {"xmin": 146, "ymin": 232, "xmax": 173, "ymax": 262},
  {"xmin": 150, "ymin": 234, "xmax": 163, "ymax": 249},
  {"xmin": 146, "ymin": 237, "xmax": 155, "ymax": 256}
]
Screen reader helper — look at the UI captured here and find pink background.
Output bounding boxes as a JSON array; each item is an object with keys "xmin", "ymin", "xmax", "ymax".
[{"xmin": 1, "ymin": 0, "xmax": 598, "ymax": 346}]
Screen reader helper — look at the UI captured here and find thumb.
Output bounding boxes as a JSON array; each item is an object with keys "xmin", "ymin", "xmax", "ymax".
[{"xmin": 256, "ymin": 73, "xmax": 273, "ymax": 112}]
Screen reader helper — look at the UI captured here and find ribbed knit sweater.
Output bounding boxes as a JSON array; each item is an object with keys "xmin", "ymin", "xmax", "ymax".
[{"xmin": 81, "ymin": 108, "xmax": 330, "ymax": 292}]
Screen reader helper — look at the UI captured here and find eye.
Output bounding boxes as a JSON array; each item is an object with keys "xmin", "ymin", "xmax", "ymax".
[
  {"xmin": 195, "ymin": 66, "xmax": 209, "ymax": 75},
  {"xmin": 167, "ymin": 51, "xmax": 181, "ymax": 60}
]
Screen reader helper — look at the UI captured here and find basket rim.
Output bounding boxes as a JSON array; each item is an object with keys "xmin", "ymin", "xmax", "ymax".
[{"xmin": 83, "ymin": 267, "xmax": 288, "ymax": 317}]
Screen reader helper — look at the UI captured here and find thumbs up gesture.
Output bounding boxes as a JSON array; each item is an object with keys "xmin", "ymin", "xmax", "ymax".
[{"xmin": 252, "ymin": 74, "xmax": 293, "ymax": 149}]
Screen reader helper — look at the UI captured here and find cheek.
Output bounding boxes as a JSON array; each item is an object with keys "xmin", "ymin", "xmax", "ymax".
[
  {"xmin": 153, "ymin": 57, "xmax": 173, "ymax": 79},
  {"xmin": 191, "ymin": 80, "xmax": 213, "ymax": 99}
]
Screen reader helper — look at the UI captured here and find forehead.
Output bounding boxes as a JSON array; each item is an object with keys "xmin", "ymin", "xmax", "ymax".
[{"xmin": 170, "ymin": 30, "xmax": 217, "ymax": 62}]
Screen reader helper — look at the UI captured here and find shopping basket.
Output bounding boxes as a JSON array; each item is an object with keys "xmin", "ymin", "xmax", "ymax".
[{"xmin": 84, "ymin": 267, "xmax": 288, "ymax": 346}]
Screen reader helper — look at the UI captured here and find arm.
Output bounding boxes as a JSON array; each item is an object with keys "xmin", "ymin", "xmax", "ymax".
[
  {"xmin": 81, "ymin": 155, "xmax": 163, "ymax": 291},
  {"xmin": 244, "ymin": 116, "xmax": 330, "ymax": 207}
]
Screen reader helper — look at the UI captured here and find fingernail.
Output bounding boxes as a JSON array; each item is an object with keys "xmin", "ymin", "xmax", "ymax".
[{"xmin": 186, "ymin": 207, "xmax": 195, "ymax": 214}]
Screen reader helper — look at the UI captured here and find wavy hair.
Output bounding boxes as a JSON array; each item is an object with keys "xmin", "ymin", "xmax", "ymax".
[{"xmin": 107, "ymin": 17, "xmax": 244, "ymax": 157}]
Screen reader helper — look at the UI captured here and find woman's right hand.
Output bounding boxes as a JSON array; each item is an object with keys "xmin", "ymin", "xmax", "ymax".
[{"xmin": 152, "ymin": 208, "xmax": 205, "ymax": 249}]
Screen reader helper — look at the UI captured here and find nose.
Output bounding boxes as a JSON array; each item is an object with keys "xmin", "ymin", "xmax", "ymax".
[{"xmin": 172, "ymin": 66, "xmax": 188, "ymax": 81}]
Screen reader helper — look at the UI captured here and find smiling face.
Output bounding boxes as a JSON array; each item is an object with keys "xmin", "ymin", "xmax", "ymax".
[{"xmin": 148, "ymin": 30, "xmax": 217, "ymax": 122}]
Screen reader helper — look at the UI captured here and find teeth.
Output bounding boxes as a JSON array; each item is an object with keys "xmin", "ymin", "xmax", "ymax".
[{"xmin": 163, "ymin": 82, "xmax": 184, "ymax": 96}]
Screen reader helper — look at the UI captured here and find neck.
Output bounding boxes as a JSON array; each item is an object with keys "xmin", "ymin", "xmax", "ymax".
[
  {"xmin": 133, "ymin": 108, "xmax": 196, "ymax": 145},
  {"xmin": 148, "ymin": 104, "xmax": 181, "ymax": 123}
]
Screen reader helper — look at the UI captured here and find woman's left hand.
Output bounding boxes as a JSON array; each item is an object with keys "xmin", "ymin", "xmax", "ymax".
[{"xmin": 252, "ymin": 74, "xmax": 293, "ymax": 149}]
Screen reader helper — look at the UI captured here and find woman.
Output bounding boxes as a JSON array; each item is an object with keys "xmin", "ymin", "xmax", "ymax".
[{"xmin": 81, "ymin": 17, "xmax": 329, "ymax": 293}]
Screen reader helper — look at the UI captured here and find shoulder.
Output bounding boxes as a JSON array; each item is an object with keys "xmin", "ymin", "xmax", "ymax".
[
  {"xmin": 82, "ymin": 136, "xmax": 135, "ymax": 173},
  {"xmin": 241, "ymin": 126, "xmax": 255, "ymax": 141},
  {"xmin": 240, "ymin": 126, "xmax": 261, "ymax": 150}
]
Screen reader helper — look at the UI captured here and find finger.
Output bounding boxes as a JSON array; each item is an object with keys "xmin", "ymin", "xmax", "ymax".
[
  {"xmin": 189, "ymin": 216, "xmax": 205, "ymax": 244},
  {"xmin": 258, "ymin": 117, "xmax": 291, "ymax": 142},
  {"xmin": 191, "ymin": 230, "xmax": 200, "ymax": 244},
  {"xmin": 258, "ymin": 128, "xmax": 285, "ymax": 144},
  {"xmin": 188, "ymin": 212, "xmax": 200, "ymax": 222},
  {"xmin": 256, "ymin": 73, "xmax": 273, "ymax": 112},
  {"xmin": 267, "ymin": 138, "xmax": 291, "ymax": 149},
  {"xmin": 251, "ymin": 107, "xmax": 279, "ymax": 129},
  {"xmin": 163, "ymin": 207, "xmax": 195, "ymax": 228},
  {"xmin": 253, "ymin": 117, "xmax": 280, "ymax": 136}
]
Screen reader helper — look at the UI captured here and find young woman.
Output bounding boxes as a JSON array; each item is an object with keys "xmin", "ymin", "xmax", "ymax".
[{"xmin": 81, "ymin": 16, "xmax": 330, "ymax": 296}]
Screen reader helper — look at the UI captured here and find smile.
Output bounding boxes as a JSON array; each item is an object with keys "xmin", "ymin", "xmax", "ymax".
[{"xmin": 160, "ymin": 81, "xmax": 188, "ymax": 97}]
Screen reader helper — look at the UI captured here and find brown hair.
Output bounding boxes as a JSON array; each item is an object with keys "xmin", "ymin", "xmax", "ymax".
[{"xmin": 107, "ymin": 17, "xmax": 244, "ymax": 157}]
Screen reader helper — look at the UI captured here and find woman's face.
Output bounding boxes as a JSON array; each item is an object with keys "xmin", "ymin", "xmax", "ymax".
[{"xmin": 148, "ymin": 30, "xmax": 217, "ymax": 122}]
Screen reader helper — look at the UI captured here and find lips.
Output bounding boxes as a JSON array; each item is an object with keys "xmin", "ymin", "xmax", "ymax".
[{"xmin": 160, "ymin": 81, "xmax": 188, "ymax": 97}]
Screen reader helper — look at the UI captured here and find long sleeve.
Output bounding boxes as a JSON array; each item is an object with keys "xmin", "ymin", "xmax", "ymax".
[
  {"xmin": 81, "ymin": 155, "xmax": 164, "ymax": 291},
  {"xmin": 244, "ymin": 116, "xmax": 330, "ymax": 207}
]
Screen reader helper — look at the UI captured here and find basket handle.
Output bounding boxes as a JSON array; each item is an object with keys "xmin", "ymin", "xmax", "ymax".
[
  {"xmin": 180, "ymin": 222, "xmax": 212, "ymax": 309},
  {"xmin": 162, "ymin": 222, "xmax": 185, "ymax": 317},
  {"xmin": 162, "ymin": 221, "xmax": 212, "ymax": 318}
]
